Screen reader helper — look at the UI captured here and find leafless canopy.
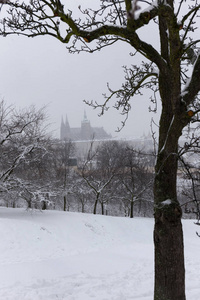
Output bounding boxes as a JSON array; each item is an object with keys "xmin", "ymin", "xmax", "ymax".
[
  {"xmin": 1, "ymin": 1, "xmax": 200, "ymax": 131},
  {"xmin": 0, "ymin": 1, "xmax": 199, "ymax": 125}
]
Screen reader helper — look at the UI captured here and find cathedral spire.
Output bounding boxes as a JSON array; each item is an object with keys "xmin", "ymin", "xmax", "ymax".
[
  {"xmin": 60, "ymin": 114, "xmax": 71, "ymax": 140},
  {"xmin": 65, "ymin": 114, "xmax": 70, "ymax": 127},
  {"xmin": 83, "ymin": 110, "xmax": 88, "ymax": 123},
  {"xmin": 60, "ymin": 111, "xmax": 111, "ymax": 141},
  {"xmin": 60, "ymin": 116, "xmax": 65, "ymax": 140}
]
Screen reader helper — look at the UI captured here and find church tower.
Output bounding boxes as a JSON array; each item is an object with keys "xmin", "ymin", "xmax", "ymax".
[
  {"xmin": 60, "ymin": 117, "xmax": 65, "ymax": 140},
  {"xmin": 60, "ymin": 115, "xmax": 71, "ymax": 140},
  {"xmin": 60, "ymin": 110, "xmax": 110, "ymax": 141},
  {"xmin": 81, "ymin": 111, "xmax": 92, "ymax": 140}
]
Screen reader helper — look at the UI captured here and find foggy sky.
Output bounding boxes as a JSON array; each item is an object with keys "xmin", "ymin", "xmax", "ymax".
[{"xmin": 0, "ymin": 2, "xmax": 161, "ymax": 140}]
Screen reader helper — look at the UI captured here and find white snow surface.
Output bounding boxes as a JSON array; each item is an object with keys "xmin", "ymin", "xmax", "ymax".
[
  {"xmin": 0, "ymin": 207, "xmax": 199, "ymax": 300},
  {"xmin": 161, "ymin": 199, "xmax": 172, "ymax": 205}
]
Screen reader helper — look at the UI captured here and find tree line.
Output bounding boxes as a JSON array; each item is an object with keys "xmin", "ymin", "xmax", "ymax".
[
  {"xmin": 1, "ymin": 100, "xmax": 199, "ymax": 220},
  {"xmin": 0, "ymin": 100, "xmax": 155, "ymax": 217}
]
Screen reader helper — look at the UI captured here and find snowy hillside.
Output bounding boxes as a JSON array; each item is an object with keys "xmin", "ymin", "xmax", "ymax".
[{"xmin": 0, "ymin": 207, "xmax": 199, "ymax": 300}]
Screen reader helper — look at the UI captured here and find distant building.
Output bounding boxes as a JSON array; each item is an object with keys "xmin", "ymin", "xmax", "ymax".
[{"xmin": 60, "ymin": 111, "xmax": 111, "ymax": 141}]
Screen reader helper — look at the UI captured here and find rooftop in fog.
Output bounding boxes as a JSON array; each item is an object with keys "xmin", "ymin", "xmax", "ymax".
[{"xmin": 60, "ymin": 111, "xmax": 112, "ymax": 141}]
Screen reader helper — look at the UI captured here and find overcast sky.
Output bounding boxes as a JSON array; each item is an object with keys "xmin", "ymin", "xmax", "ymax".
[{"xmin": 0, "ymin": 1, "xmax": 162, "ymax": 140}]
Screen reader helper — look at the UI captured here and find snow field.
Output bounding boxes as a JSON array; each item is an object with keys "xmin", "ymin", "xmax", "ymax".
[{"xmin": 0, "ymin": 207, "xmax": 199, "ymax": 299}]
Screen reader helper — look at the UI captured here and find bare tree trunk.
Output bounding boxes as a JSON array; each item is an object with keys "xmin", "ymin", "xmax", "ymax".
[
  {"xmin": 82, "ymin": 203, "xmax": 85, "ymax": 213},
  {"xmin": 64, "ymin": 195, "xmax": 66, "ymax": 211},
  {"xmin": 93, "ymin": 199, "xmax": 98, "ymax": 214},
  {"xmin": 27, "ymin": 200, "xmax": 32, "ymax": 209},
  {"xmin": 154, "ymin": 211, "xmax": 185, "ymax": 300},
  {"xmin": 42, "ymin": 201, "xmax": 47, "ymax": 210},
  {"xmin": 153, "ymin": 109, "xmax": 186, "ymax": 300},
  {"xmin": 130, "ymin": 200, "xmax": 134, "ymax": 218},
  {"xmin": 154, "ymin": 187, "xmax": 185, "ymax": 300},
  {"xmin": 101, "ymin": 201, "xmax": 104, "ymax": 215}
]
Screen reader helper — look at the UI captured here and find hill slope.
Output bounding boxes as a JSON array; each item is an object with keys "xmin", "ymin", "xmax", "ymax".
[{"xmin": 0, "ymin": 207, "xmax": 199, "ymax": 300}]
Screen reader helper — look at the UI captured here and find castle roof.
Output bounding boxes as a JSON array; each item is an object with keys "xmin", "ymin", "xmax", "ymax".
[{"xmin": 60, "ymin": 112, "xmax": 111, "ymax": 141}]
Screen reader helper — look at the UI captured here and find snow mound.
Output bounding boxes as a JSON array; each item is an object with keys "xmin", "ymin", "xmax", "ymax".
[{"xmin": 0, "ymin": 207, "xmax": 199, "ymax": 299}]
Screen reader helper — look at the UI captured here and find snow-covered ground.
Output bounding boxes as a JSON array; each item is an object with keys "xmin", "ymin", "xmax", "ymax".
[{"xmin": 0, "ymin": 207, "xmax": 199, "ymax": 300}]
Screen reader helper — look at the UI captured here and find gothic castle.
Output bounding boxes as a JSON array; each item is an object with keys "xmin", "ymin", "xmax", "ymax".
[{"xmin": 60, "ymin": 112, "xmax": 111, "ymax": 141}]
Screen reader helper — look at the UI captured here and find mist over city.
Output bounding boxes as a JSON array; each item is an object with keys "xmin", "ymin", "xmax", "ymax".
[{"xmin": 0, "ymin": 23, "xmax": 160, "ymax": 140}]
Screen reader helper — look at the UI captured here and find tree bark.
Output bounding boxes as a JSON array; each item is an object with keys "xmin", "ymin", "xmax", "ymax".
[
  {"xmin": 154, "ymin": 209, "xmax": 185, "ymax": 300},
  {"xmin": 42, "ymin": 201, "xmax": 47, "ymax": 210},
  {"xmin": 154, "ymin": 154, "xmax": 185, "ymax": 300},
  {"xmin": 93, "ymin": 198, "xmax": 98, "ymax": 214},
  {"xmin": 64, "ymin": 195, "xmax": 66, "ymax": 211},
  {"xmin": 101, "ymin": 202, "xmax": 104, "ymax": 215},
  {"xmin": 82, "ymin": 203, "xmax": 85, "ymax": 213},
  {"xmin": 153, "ymin": 102, "xmax": 186, "ymax": 300},
  {"xmin": 130, "ymin": 199, "xmax": 134, "ymax": 218},
  {"xmin": 154, "ymin": 164, "xmax": 186, "ymax": 299}
]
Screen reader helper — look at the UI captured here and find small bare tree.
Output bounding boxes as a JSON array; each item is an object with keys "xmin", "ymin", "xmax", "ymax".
[
  {"xmin": 50, "ymin": 139, "xmax": 76, "ymax": 211},
  {"xmin": 117, "ymin": 147, "xmax": 154, "ymax": 218},
  {"xmin": 178, "ymin": 126, "xmax": 200, "ymax": 222},
  {"xmin": 0, "ymin": 100, "xmax": 49, "ymax": 197},
  {"xmin": 72, "ymin": 178, "xmax": 91, "ymax": 213},
  {"xmin": 80, "ymin": 141, "xmax": 120, "ymax": 215}
]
